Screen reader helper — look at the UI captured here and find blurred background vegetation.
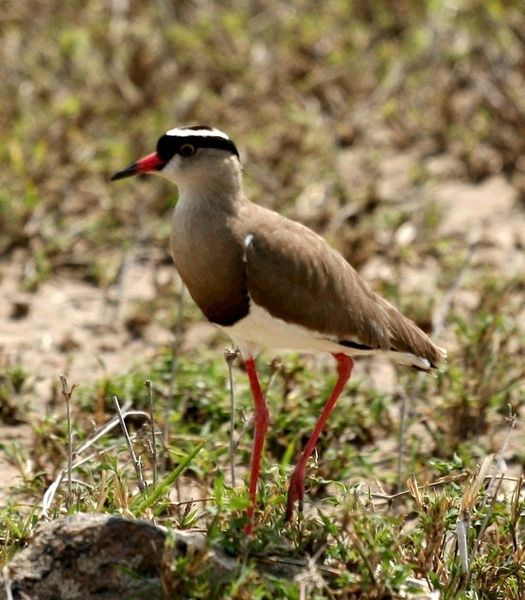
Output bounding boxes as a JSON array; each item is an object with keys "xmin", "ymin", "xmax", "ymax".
[
  {"xmin": 1, "ymin": 1, "xmax": 525, "ymax": 598},
  {"xmin": 2, "ymin": 0, "xmax": 525, "ymax": 282}
]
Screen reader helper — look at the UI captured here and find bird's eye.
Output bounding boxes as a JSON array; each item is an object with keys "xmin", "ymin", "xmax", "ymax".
[{"xmin": 179, "ymin": 144, "xmax": 196, "ymax": 158}]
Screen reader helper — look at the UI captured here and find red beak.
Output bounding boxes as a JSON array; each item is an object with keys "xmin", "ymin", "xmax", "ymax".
[{"xmin": 111, "ymin": 152, "xmax": 166, "ymax": 181}]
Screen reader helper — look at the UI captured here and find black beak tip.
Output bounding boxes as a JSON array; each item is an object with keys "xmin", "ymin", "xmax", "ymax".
[{"xmin": 110, "ymin": 164, "xmax": 137, "ymax": 182}]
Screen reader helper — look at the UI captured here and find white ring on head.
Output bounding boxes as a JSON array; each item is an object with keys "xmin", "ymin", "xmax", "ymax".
[{"xmin": 165, "ymin": 127, "xmax": 230, "ymax": 140}]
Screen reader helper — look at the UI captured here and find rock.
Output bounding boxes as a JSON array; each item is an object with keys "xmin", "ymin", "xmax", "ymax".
[
  {"xmin": 3, "ymin": 514, "xmax": 166, "ymax": 600},
  {"xmin": 1, "ymin": 513, "xmax": 235, "ymax": 600}
]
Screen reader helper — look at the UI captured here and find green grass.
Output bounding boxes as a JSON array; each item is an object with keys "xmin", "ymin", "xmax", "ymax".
[{"xmin": 2, "ymin": 330, "xmax": 524, "ymax": 596}]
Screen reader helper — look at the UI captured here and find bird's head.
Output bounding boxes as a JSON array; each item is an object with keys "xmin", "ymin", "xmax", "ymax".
[{"xmin": 111, "ymin": 126, "xmax": 240, "ymax": 187}]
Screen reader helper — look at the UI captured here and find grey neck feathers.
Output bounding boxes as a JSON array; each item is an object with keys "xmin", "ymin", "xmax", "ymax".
[{"xmin": 172, "ymin": 155, "xmax": 245, "ymax": 215}]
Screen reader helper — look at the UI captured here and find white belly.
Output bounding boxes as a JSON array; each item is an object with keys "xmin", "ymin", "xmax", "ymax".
[
  {"xmin": 220, "ymin": 300, "xmax": 434, "ymax": 370},
  {"xmin": 220, "ymin": 301, "xmax": 349, "ymax": 357}
]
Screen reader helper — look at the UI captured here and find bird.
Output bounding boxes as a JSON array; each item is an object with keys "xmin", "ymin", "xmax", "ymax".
[{"xmin": 111, "ymin": 125, "xmax": 446, "ymax": 533}]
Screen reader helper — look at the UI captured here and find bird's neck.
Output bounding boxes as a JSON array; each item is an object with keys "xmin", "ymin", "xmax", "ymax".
[{"xmin": 175, "ymin": 157, "xmax": 246, "ymax": 215}]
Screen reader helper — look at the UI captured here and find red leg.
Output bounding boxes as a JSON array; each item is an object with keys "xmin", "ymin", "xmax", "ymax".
[
  {"xmin": 286, "ymin": 353, "xmax": 354, "ymax": 521},
  {"xmin": 244, "ymin": 357, "xmax": 270, "ymax": 534}
]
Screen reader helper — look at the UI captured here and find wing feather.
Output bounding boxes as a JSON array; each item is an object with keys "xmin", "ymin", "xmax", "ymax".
[{"xmin": 236, "ymin": 204, "xmax": 445, "ymax": 367}]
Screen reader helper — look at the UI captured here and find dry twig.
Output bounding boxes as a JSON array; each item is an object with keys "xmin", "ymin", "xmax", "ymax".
[
  {"xmin": 41, "ymin": 408, "xmax": 148, "ymax": 515},
  {"xmin": 113, "ymin": 395, "xmax": 147, "ymax": 493},
  {"xmin": 145, "ymin": 380, "xmax": 158, "ymax": 486},
  {"xmin": 59, "ymin": 373, "xmax": 76, "ymax": 509},
  {"xmin": 224, "ymin": 347, "xmax": 240, "ymax": 487}
]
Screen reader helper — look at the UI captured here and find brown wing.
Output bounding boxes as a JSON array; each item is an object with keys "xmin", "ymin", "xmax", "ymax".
[{"xmin": 238, "ymin": 204, "xmax": 444, "ymax": 366}]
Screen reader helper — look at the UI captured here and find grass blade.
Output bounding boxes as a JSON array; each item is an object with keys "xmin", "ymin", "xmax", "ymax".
[{"xmin": 131, "ymin": 443, "xmax": 205, "ymax": 513}]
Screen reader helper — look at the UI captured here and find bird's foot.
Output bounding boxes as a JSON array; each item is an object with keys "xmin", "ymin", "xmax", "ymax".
[{"xmin": 285, "ymin": 464, "xmax": 306, "ymax": 521}]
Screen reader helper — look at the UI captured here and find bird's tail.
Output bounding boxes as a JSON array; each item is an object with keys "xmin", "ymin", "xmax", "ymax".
[{"xmin": 378, "ymin": 297, "xmax": 447, "ymax": 372}]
